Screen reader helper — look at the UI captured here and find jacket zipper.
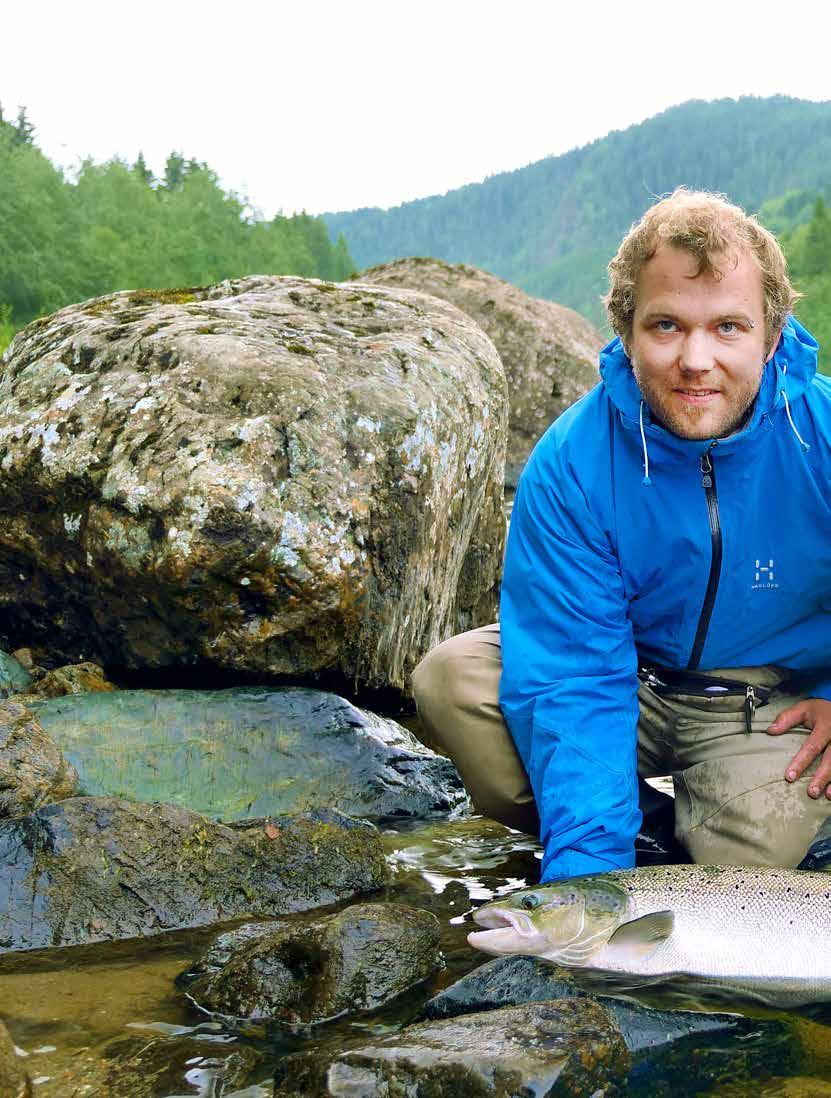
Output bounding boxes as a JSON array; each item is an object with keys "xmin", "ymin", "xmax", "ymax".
[{"xmin": 688, "ymin": 445, "xmax": 722, "ymax": 670}]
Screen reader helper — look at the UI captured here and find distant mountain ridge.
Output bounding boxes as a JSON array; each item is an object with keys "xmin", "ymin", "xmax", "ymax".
[{"xmin": 324, "ymin": 96, "xmax": 831, "ymax": 326}]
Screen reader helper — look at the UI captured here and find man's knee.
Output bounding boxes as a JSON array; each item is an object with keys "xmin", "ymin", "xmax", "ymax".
[
  {"xmin": 411, "ymin": 625, "xmax": 501, "ymax": 740},
  {"xmin": 410, "ymin": 626, "xmax": 538, "ymax": 834}
]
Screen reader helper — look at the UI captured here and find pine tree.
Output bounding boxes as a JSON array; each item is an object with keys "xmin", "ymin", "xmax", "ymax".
[
  {"xmin": 163, "ymin": 151, "xmax": 186, "ymax": 191},
  {"xmin": 133, "ymin": 151, "xmax": 154, "ymax": 186},
  {"xmin": 12, "ymin": 106, "xmax": 35, "ymax": 146}
]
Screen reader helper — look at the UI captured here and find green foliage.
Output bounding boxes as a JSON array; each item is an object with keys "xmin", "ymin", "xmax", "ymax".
[
  {"xmin": 778, "ymin": 195, "xmax": 831, "ymax": 375},
  {"xmin": 0, "ymin": 304, "xmax": 14, "ymax": 356},
  {"xmin": 0, "ymin": 116, "xmax": 356, "ymax": 331},
  {"xmin": 324, "ymin": 95, "xmax": 831, "ymax": 328}
]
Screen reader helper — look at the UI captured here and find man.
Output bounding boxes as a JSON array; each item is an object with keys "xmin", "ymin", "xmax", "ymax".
[{"xmin": 413, "ymin": 188, "xmax": 831, "ymax": 883}]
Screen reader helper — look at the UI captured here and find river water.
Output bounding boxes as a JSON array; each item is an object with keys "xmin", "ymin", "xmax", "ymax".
[{"xmin": 2, "ymin": 806, "xmax": 831, "ymax": 1096}]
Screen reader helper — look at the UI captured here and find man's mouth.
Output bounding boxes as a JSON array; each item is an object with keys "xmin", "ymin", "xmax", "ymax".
[{"xmin": 674, "ymin": 388, "xmax": 720, "ymax": 405}]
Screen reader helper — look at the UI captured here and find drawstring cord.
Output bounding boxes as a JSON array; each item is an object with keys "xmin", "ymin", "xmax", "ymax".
[
  {"xmin": 779, "ymin": 362, "xmax": 811, "ymax": 453},
  {"xmin": 639, "ymin": 400, "xmax": 652, "ymax": 486},
  {"xmin": 637, "ymin": 360, "xmax": 809, "ymax": 487}
]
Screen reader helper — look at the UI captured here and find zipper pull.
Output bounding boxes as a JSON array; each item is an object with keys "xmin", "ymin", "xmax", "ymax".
[
  {"xmin": 700, "ymin": 452, "xmax": 713, "ymax": 488},
  {"xmin": 744, "ymin": 685, "xmax": 756, "ymax": 734}
]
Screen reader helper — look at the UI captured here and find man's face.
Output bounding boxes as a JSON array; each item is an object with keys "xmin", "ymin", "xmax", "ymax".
[{"xmin": 627, "ymin": 244, "xmax": 778, "ymax": 440}]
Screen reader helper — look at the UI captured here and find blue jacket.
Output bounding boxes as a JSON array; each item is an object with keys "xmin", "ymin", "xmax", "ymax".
[{"xmin": 499, "ymin": 317, "xmax": 831, "ymax": 882}]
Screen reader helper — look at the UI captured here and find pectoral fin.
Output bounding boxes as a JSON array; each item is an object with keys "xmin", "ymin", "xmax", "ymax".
[{"xmin": 603, "ymin": 910, "xmax": 674, "ymax": 963}]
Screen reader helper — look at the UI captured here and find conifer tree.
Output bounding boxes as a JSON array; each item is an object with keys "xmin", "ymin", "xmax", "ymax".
[
  {"xmin": 163, "ymin": 151, "xmax": 186, "ymax": 191},
  {"xmin": 12, "ymin": 106, "xmax": 34, "ymax": 146},
  {"xmin": 133, "ymin": 151, "xmax": 154, "ymax": 186}
]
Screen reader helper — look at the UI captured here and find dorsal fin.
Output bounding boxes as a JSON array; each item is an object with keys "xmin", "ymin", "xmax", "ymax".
[{"xmin": 603, "ymin": 910, "xmax": 674, "ymax": 963}]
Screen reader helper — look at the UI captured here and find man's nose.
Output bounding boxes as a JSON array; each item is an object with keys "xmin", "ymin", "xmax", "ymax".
[{"xmin": 678, "ymin": 329, "xmax": 715, "ymax": 372}]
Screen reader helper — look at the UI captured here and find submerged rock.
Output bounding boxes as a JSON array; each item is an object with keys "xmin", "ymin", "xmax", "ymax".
[
  {"xmin": 0, "ymin": 1020, "xmax": 31, "ymax": 1098},
  {"xmin": 182, "ymin": 903, "xmax": 442, "ymax": 1024},
  {"xmin": 96, "ymin": 1033, "xmax": 262, "ymax": 1098},
  {"xmin": 273, "ymin": 998, "xmax": 629, "ymax": 1096},
  {"xmin": 29, "ymin": 686, "xmax": 467, "ymax": 821},
  {"xmin": 423, "ymin": 955, "xmax": 802, "ymax": 1095},
  {"xmin": 0, "ymin": 799, "xmax": 388, "ymax": 954},
  {"xmin": 0, "ymin": 699, "xmax": 77, "ymax": 817},
  {"xmin": 0, "ymin": 277, "xmax": 507, "ymax": 690},
  {"xmin": 357, "ymin": 257, "xmax": 601, "ymax": 485}
]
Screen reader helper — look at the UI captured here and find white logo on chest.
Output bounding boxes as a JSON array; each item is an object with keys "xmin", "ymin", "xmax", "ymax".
[{"xmin": 752, "ymin": 558, "xmax": 779, "ymax": 590}]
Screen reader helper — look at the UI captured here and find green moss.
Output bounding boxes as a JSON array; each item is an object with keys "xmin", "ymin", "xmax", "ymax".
[
  {"xmin": 129, "ymin": 289, "xmax": 199, "ymax": 307},
  {"xmin": 285, "ymin": 343, "xmax": 315, "ymax": 356}
]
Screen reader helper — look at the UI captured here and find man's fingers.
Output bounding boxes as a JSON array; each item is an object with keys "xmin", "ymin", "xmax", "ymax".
[
  {"xmin": 768, "ymin": 703, "xmax": 811, "ymax": 734},
  {"xmin": 807, "ymin": 748, "xmax": 831, "ymax": 799},
  {"xmin": 786, "ymin": 732, "xmax": 831, "ymax": 782}
]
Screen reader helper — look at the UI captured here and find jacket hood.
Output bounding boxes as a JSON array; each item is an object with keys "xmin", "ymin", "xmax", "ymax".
[{"xmin": 599, "ymin": 314, "xmax": 818, "ymax": 445}]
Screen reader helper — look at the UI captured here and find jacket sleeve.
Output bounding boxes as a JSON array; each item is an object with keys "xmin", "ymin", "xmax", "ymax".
[
  {"xmin": 499, "ymin": 440, "xmax": 641, "ymax": 882},
  {"xmin": 807, "ymin": 679, "xmax": 831, "ymax": 703}
]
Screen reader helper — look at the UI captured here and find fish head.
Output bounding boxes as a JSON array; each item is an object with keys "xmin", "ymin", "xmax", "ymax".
[{"xmin": 467, "ymin": 877, "xmax": 632, "ymax": 964}]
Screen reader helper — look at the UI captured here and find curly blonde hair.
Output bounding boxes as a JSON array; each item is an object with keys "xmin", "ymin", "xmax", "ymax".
[{"xmin": 604, "ymin": 188, "xmax": 800, "ymax": 352}]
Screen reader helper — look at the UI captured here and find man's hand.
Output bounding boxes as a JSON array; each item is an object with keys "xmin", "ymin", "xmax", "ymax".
[{"xmin": 767, "ymin": 699, "xmax": 831, "ymax": 799}]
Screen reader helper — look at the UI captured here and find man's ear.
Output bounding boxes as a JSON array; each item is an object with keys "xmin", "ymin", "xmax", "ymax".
[{"xmin": 765, "ymin": 327, "xmax": 784, "ymax": 363}]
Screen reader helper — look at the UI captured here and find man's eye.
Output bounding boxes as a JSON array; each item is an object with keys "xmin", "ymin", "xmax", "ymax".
[
  {"xmin": 656, "ymin": 320, "xmax": 676, "ymax": 332},
  {"xmin": 719, "ymin": 321, "xmax": 737, "ymax": 334}
]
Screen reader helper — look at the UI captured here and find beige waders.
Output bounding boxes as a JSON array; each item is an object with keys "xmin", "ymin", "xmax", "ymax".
[{"xmin": 412, "ymin": 623, "xmax": 831, "ymax": 867}]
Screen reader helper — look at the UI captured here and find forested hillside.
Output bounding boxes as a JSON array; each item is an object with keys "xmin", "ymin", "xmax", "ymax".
[
  {"xmin": 773, "ymin": 194, "xmax": 831, "ymax": 363},
  {"xmin": 0, "ymin": 108, "xmax": 355, "ymax": 353},
  {"xmin": 324, "ymin": 97, "xmax": 831, "ymax": 328}
]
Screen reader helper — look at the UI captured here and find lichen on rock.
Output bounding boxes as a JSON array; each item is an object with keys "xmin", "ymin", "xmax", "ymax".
[
  {"xmin": 357, "ymin": 257, "xmax": 602, "ymax": 485},
  {"xmin": 0, "ymin": 277, "xmax": 508, "ymax": 690}
]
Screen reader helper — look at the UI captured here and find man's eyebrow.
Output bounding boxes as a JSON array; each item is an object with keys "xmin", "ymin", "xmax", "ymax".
[{"xmin": 639, "ymin": 309, "xmax": 756, "ymax": 326}]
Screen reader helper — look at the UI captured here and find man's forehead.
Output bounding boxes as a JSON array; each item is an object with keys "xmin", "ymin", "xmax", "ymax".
[{"xmin": 634, "ymin": 243, "xmax": 764, "ymax": 313}]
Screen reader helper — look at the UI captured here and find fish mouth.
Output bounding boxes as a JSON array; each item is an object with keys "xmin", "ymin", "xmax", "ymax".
[{"xmin": 467, "ymin": 906, "xmax": 540, "ymax": 954}]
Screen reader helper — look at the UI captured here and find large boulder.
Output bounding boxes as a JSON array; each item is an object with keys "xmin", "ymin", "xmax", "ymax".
[
  {"xmin": 356, "ymin": 258, "xmax": 602, "ymax": 485},
  {"xmin": 28, "ymin": 686, "xmax": 467, "ymax": 821},
  {"xmin": 0, "ymin": 277, "xmax": 508, "ymax": 689},
  {"xmin": 0, "ymin": 799, "xmax": 388, "ymax": 953},
  {"xmin": 181, "ymin": 903, "xmax": 442, "ymax": 1024}
]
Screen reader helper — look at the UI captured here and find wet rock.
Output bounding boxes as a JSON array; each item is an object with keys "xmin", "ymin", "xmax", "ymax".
[
  {"xmin": 273, "ymin": 998, "xmax": 629, "ymax": 1096},
  {"xmin": 96, "ymin": 1032, "xmax": 262, "ymax": 1097},
  {"xmin": 0, "ymin": 1020, "xmax": 31, "ymax": 1098},
  {"xmin": 0, "ymin": 650, "xmax": 31, "ymax": 700},
  {"xmin": 9, "ymin": 651, "xmax": 33, "ymax": 672},
  {"xmin": 423, "ymin": 955, "xmax": 802, "ymax": 1095},
  {"xmin": 423, "ymin": 955, "xmax": 583, "ymax": 1019},
  {"xmin": 28, "ymin": 686, "xmax": 467, "ymax": 821},
  {"xmin": 0, "ymin": 798, "xmax": 388, "ymax": 954},
  {"xmin": 357, "ymin": 257, "xmax": 601, "ymax": 485},
  {"xmin": 182, "ymin": 903, "xmax": 441, "ymax": 1024},
  {"xmin": 22, "ymin": 662, "xmax": 116, "ymax": 701},
  {"xmin": 0, "ymin": 277, "xmax": 508, "ymax": 691},
  {"xmin": 0, "ymin": 699, "xmax": 77, "ymax": 817}
]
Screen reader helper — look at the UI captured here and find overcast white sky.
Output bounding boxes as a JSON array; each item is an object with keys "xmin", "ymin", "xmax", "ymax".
[{"xmin": 4, "ymin": 0, "xmax": 831, "ymax": 218}]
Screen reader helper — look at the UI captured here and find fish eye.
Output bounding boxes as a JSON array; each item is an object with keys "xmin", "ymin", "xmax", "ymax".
[{"xmin": 520, "ymin": 893, "xmax": 542, "ymax": 910}]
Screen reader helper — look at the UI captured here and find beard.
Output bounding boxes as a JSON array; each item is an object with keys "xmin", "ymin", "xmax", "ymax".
[{"xmin": 632, "ymin": 362, "xmax": 764, "ymax": 441}]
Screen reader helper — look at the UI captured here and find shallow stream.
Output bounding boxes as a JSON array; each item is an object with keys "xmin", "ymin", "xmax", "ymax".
[{"xmin": 2, "ymin": 807, "xmax": 831, "ymax": 1096}]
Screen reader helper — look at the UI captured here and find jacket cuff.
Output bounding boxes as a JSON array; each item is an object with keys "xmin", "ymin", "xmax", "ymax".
[{"xmin": 539, "ymin": 847, "xmax": 635, "ymax": 883}]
